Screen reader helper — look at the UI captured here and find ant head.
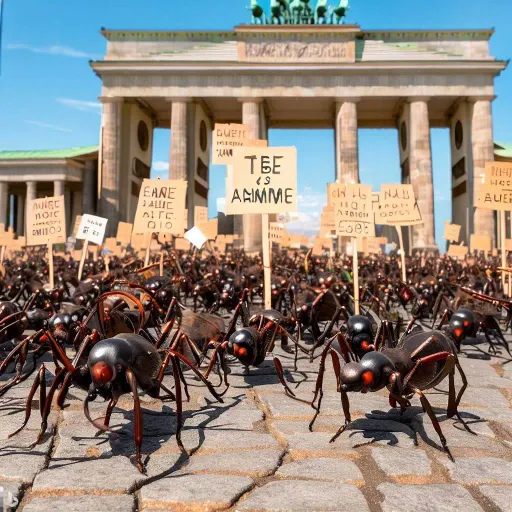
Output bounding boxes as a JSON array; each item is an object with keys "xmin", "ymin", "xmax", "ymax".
[
  {"xmin": 449, "ymin": 308, "xmax": 475, "ymax": 340},
  {"xmin": 227, "ymin": 327, "xmax": 258, "ymax": 367},
  {"xmin": 340, "ymin": 352, "xmax": 394, "ymax": 392}
]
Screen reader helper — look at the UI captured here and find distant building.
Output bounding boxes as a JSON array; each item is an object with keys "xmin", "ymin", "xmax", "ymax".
[{"xmin": 0, "ymin": 146, "xmax": 98, "ymax": 236}]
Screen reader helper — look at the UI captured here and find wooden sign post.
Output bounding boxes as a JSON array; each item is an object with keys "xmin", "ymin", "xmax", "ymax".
[
  {"xmin": 226, "ymin": 146, "xmax": 297, "ymax": 309},
  {"xmin": 26, "ymin": 196, "xmax": 66, "ymax": 288},
  {"xmin": 133, "ymin": 179, "xmax": 187, "ymax": 269},
  {"xmin": 374, "ymin": 184, "xmax": 423, "ymax": 282},
  {"xmin": 333, "ymin": 183, "xmax": 375, "ymax": 314},
  {"xmin": 76, "ymin": 214, "xmax": 108, "ymax": 280}
]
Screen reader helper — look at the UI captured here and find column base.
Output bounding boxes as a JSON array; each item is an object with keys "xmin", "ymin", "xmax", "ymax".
[{"xmin": 412, "ymin": 244, "xmax": 439, "ymax": 255}]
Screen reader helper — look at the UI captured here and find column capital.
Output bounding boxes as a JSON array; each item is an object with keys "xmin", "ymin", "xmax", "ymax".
[
  {"xmin": 467, "ymin": 95, "xmax": 496, "ymax": 103},
  {"xmin": 335, "ymin": 97, "xmax": 361, "ymax": 105},
  {"xmin": 237, "ymin": 97, "xmax": 264, "ymax": 104},
  {"xmin": 98, "ymin": 97, "xmax": 124, "ymax": 104},
  {"xmin": 407, "ymin": 96, "xmax": 431, "ymax": 104}
]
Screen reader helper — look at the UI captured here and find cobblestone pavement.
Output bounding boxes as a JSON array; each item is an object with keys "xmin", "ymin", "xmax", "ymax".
[{"xmin": 1, "ymin": 332, "xmax": 512, "ymax": 511}]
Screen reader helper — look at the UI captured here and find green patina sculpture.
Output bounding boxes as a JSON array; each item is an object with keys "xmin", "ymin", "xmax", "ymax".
[
  {"xmin": 248, "ymin": 0, "xmax": 350, "ymax": 25},
  {"xmin": 314, "ymin": 0, "xmax": 330, "ymax": 25},
  {"xmin": 331, "ymin": 0, "xmax": 349, "ymax": 24},
  {"xmin": 249, "ymin": 0, "xmax": 268, "ymax": 24}
]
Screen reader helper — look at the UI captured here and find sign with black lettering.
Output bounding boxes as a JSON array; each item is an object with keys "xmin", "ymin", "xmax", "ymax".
[
  {"xmin": 226, "ymin": 147, "xmax": 297, "ymax": 214},
  {"xmin": 212, "ymin": 123, "xmax": 251, "ymax": 165},
  {"xmin": 26, "ymin": 196, "xmax": 66, "ymax": 246},
  {"xmin": 133, "ymin": 179, "xmax": 187, "ymax": 234},
  {"xmin": 374, "ymin": 184, "xmax": 422, "ymax": 226},
  {"xmin": 333, "ymin": 184, "xmax": 375, "ymax": 238},
  {"xmin": 76, "ymin": 214, "xmax": 108, "ymax": 246}
]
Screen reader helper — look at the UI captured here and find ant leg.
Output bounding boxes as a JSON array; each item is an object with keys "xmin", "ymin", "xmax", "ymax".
[
  {"xmin": 309, "ymin": 343, "xmax": 336, "ymax": 432},
  {"xmin": 9, "ymin": 364, "xmax": 45, "ymax": 438},
  {"xmin": 170, "ymin": 355, "xmax": 185, "ymax": 451},
  {"xmin": 450, "ymin": 354, "xmax": 475, "ymax": 435},
  {"xmin": 31, "ymin": 369, "xmax": 66, "ymax": 447},
  {"xmin": 273, "ymin": 356, "xmax": 300, "ymax": 400},
  {"xmin": 480, "ymin": 323, "xmax": 499, "ymax": 355},
  {"xmin": 417, "ymin": 390, "xmax": 454, "ymax": 462},
  {"xmin": 56, "ymin": 372, "xmax": 73, "ymax": 408},
  {"xmin": 0, "ymin": 340, "xmax": 29, "ymax": 396},
  {"xmin": 330, "ymin": 384, "xmax": 351, "ymax": 443},
  {"xmin": 175, "ymin": 358, "xmax": 190, "ymax": 402},
  {"xmin": 126, "ymin": 368, "xmax": 146, "ymax": 474},
  {"xmin": 104, "ymin": 398, "xmax": 119, "ymax": 428}
]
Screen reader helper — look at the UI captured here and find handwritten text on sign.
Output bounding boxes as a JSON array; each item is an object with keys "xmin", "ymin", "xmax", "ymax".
[
  {"xmin": 76, "ymin": 214, "xmax": 108, "ymax": 246},
  {"xmin": 212, "ymin": 124, "xmax": 250, "ymax": 165},
  {"xmin": 26, "ymin": 196, "xmax": 66, "ymax": 246},
  {"xmin": 333, "ymin": 184, "xmax": 375, "ymax": 238},
  {"xmin": 133, "ymin": 179, "xmax": 187, "ymax": 234},
  {"xmin": 374, "ymin": 184, "xmax": 422, "ymax": 226},
  {"xmin": 226, "ymin": 147, "xmax": 297, "ymax": 215}
]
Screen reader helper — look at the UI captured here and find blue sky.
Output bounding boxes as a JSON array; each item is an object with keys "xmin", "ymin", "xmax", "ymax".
[{"xmin": 1, "ymin": 0, "xmax": 511, "ymax": 248}]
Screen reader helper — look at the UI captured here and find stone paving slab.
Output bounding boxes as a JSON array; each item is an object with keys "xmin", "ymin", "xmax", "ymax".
[
  {"xmin": 22, "ymin": 495, "xmax": 135, "ymax": 512},
  {"xmin": 378, "ymin": 483, "xmax": 484, "ymax": 512},
  {"xmin": 237, "ymin": 480, "xmax": 370, "ymax": 511}
]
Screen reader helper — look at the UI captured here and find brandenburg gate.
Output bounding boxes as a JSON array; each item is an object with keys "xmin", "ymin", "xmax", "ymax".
[{"xmin": 91, "ymin": 24, "xmax": 507, "ymax": 251}]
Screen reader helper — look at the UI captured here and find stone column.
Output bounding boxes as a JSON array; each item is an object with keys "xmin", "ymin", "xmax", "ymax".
[
  {"xmin": 169, "ymin": 100, "xmax": 191, "ymax": 180},
  {"xmin": 99, "ymin": 98, "xmax": 123, "ymax": 235},
  {"xmin": 471, "ymin": 98, "xmax": 496, "ymax": 245},
  {"xmin": 16, "ymin": 194, "xmax": 24, "ymax": 235},
  {"xmin": 335, "ymin": 99, "xmax": 360, "ymax": 183},
  {"xmin": 240, "ymin": 98, "xmax": 266, "ymax": 253},
  {"xmin": 83, "ymin": 160, "xmax": 96, "ymax": 214},
  {"xmin": 0, "ymin": 183, "xmax": 8, "ymax": 227},
  {"xmin": 409, "ymin": 99, "xmax": 436, "ymax": 250},
  {"xmin": 54, "ymin": 180, "xmax": 65, "ymax": 197}
]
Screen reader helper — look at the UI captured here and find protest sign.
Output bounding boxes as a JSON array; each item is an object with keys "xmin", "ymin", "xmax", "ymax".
[
  {"xmin": 117, "ymin": 222, "xmax": 133, "ymax": 245},
  {"xmin": 212, "ymin": 123, "xmax": 251, "ymax": 164},
  {"xmin": 133, "ymin": 179, "xmax": 187, "ymax": 235},
  {"xmin": 76, "ymin": 215, "xmax": 108, "ymax": 246},
  {"xmin": 333, "ymin": 184, "xmax": 375, "ymax": 239},
  {"xmin": 175, "ymin": 238, "xmax": 191, "ymax": 251},
  {"xmin": 26, "ymin": 196, "xmax": 66, "ymax": 246},
  {"xmin": 269, "ymin": 222, "xmax": 284, "ymax": 242},
  {"xmin": 443, "ymin": 222, "xmax": 461, "ymax": 243},
  {"xmin": 194, "ymin": 206, "xmax": 208, "ymax": 226},
  {"xmin": 197, "ymin": 218, "xmax": 218, "ymax": 240},
  {"xmin": 374, "ymin": 184, "xmax": 423, "ymax": 226},
  {"xmin": 76, "ymin": 214, "xmax": 108, "ymax": 279},
  {"xmin": 470, "ymin": 234, "xmax": 492, "ymax": 253},
  {"xmin": 226, "ymin": 147, "xmax": 297, "ymax": 215},
  {"xmin": 72, "ymin": 216, "xmax": 82, "ymax": 238},
  {"xmin": 447, "ymin": 243, "xmax": 468, "ymax": 260},
  {"xmin": 26, "ymin": 195, "xmax": 66, "ymax": 288},
  {"xmin": 184, "ymin": 226, "xmax": 208, "ymax": 249}
]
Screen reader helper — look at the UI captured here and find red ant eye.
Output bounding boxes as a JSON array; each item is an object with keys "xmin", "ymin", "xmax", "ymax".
[
  {"xmin": 463, "ymin": 321, "xmax": 470, "ymax": 326},
  {"xmin": 360, "ymin": 341, "xmax": 370, "ymax": 351},
  {"xmin": 361, "ymin": 371, "xmax": 374, "ymax": 386},
  {"xmin": 91, "ymin": 362, "xmax": 114, "ymax": 384}
]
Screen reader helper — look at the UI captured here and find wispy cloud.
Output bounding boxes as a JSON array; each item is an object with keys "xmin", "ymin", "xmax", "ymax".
[
  {"xmin": 152, "ymin": 161, "xmax": 169, "ymax": 172},
  {"xmin": 7, "ymin": 43, "xmax": 98, "ymax": 59},
  {"xmin": 25, "ymin": 120, "xmax": 72, "ymax": 133},
  {"xmin": 57, "ymin": 98, "xmax": 101, "ymax": 113}
]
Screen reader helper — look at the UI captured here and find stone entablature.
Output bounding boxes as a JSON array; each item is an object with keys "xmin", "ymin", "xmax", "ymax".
[{"xmin": 100, "ymin": 25, "xmax": 497, "ymax": 63}]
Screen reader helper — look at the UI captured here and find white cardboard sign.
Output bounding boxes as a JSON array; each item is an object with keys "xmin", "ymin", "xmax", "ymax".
[{"xmin": 76, "ymin": 214, "xmax": 108, "ymax": 246}]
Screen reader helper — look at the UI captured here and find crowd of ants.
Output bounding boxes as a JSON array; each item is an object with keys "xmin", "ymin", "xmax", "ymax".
[{"xmin": 0, "ymin": 244, "xmax": 510, "ymax": 472}]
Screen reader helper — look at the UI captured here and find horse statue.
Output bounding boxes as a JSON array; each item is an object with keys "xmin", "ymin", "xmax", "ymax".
[
  {"xmin": 300, "ymin": 0, "xmax": 314, "ymax": 24},
  {"xmin": 271, "ymin": 0, "xmax": 291, "ymax": 24},
  {"xmin": 289, "ymin": 0, "xmax": 304, "ymax": 24},
  {"xmin": 314, "ymin": 0, "xmax": 330, "ymax": 24},
  {"xmin": 248, "ymin": 0, "xmax": 267, "ymax": 24},
  {"xmin": 331, "ymin": 0, "xmax": 349, "ymax": 24}
]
